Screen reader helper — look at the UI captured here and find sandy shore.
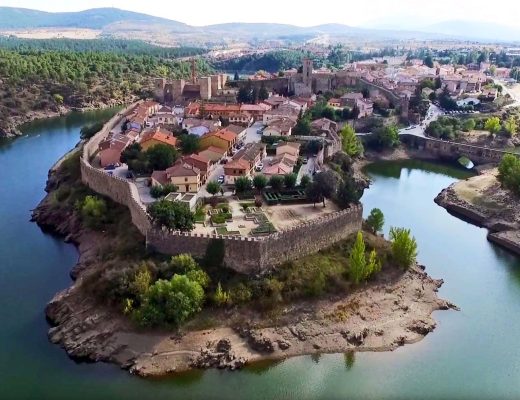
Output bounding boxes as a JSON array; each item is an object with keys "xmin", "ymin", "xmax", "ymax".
[{"xmin": 435, "ymin": 168, "xmax": 520, "ymax": 255}]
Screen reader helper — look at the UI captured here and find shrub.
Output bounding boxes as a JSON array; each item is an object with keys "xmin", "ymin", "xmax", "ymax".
[
  {"xmin": 213, "ymin": 282, "xmax": 231, "ymax": 306},
  {"xmin": 268, "ymin": 175, "xmax": 284, "ymax": 190},
  {"xmin": 80, "ymin": 195, "xmax": 107, "ymax": 229},
  {"xmin": 150, "ymin": 185, "xmax": 164, "ymax": 199},
  {"xmin": 366, "ymin": 208, "xmax": 385, "ymax": 233},
  {"xmin": 389, "ymin": 227, "xmax": 418, "ymax": 269},
  {"xmin": 229, "ymin": 283, "xmax": 252, "ymax": 304},
  {"xmin": 148, "ymin": 200, "xmax": 195, "ymax": 231},
  {"xmin": 348, "ymin": 231, "xmax": 381, "ymax": 284},
  {"xmin": 235, "ymin": 176, "xmax": 252, "ymax": 193}
]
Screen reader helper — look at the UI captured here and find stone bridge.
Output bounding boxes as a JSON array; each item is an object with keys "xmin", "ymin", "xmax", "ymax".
[{"xmin": 401, "ymin": 133, "xmax": 516, "ymax": 165}]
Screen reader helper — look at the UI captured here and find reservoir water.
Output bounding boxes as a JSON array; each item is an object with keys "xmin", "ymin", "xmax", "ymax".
[{"xmin": 1, "ymin": 112, "xmax": 519, "ymax": 399}]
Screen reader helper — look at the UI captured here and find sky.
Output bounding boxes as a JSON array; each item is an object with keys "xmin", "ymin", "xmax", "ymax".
[{"xmin": 1, "ymin": 0, "xmax": 520, "ymax": 28}]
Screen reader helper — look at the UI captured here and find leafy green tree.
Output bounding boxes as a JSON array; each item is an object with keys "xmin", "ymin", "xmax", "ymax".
[
  {"xmin": 300, "ymin": 174, "xmax": 311, "ymax": 188},
  {"xmin": 253, "ymin": 174, "xmax": 268, "ymax": 192},
  {"xmin": 309, "ymin": 170, "xmax": 339, "ymax": 207},
  {"xmin": 350, "ymin": 105, "xmax": 360, "ymax": 119},
  {"xmin": 234, "ymin": 71, "xmax": 240, "ymax": 81},
  {"xmin": 80, "ymin": 195, "xmax": 107, "ymax": 229},
  {"xmin": 293, "ymin": 114, "xmax": 311, "ymax": 136},
  {"xmin": 53, "ymin": 93, "xmax": 64, "ymax": 105},
  {"xmin": 166, "ymin": 254, "xmax": 209, "ymax": 287},
  {"xmin": 340, "ymin": 124, "xmax": 363, "ymax": 157},
  {"xmin": 462, "ymin": 118, "xmax": 476, "ymax": 132},
  {"xmin": 366, "ymin": 208, "xmax": 384, "ymax": 233},
  {"xmin": 371, "ymin": 125, "xmax": 399, "ymax": 149},
  {"xmin": 504, "ymin": 116, "xmax": 517, "ymax": 136},
  {"xmin": 179, "ymin": 134, "xmax": 200, "ymax": 155},
  {"xmin": 206, "ymin": 181, "xmax": 221, "ymax": 197},
  {"xmin": 284, "ymin": 173, "xmax": 297, "ymax": 189},
  {"xmin": 485, "ymin": 117, "xmax": 502, "ymax": 134},
  {"xmin": 498, "ymin": 154, "xmax": 520, "ymax": 194},
  {"xmin": 131, "ymin": 267, "xmax": 152, "ymax": 298},
  {"xmin": 133, "ymin": 275, "xmax": 204, "ymax": 327},
  {"xmin": 335, "ymin": 176, "xmax": 362, "ymax": 208},
  {"xmin": 150, "ymin": 185, "xmax": 165, "ymax": 199},
  {"xmin": 162, "ymin": 183, "xmax": 178, "ymax": 195},
  {"xmin": 147, "ymin": 200, "xmax": 195, "ymax": 231},
  {"xmin": 269, "ymin": 175, "xmax": 284, "ymax": 191},
  {"xmin": 348, "ymin": 231, "xmax": 366, "ymax": 284},
  {"xmin": 306, "ymin": 181, "xmax": 323, "ymax": 207},
  {"xmin": 389, "ymin": 227, "xmax": 418, "ymax": 269},
  {"xmin": 234, "ymin": 176, "xmax": 252, "ymax": 193},
  {"xmin": 80, "ymin": 122, "xmax": 103, "ymax": 139},
  {"xmin": 146, "ymin": 144, "xmax": 178, "ymax": 170}
]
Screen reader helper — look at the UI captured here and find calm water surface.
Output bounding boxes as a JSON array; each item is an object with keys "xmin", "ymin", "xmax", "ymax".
[{"xmin": 1, "ymin": 114, "xmax": 520, "ymax": 399}]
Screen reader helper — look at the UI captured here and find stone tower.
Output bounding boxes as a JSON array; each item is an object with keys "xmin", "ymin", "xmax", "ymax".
[
  {"xmin": 172, "ymin": 79, "xmax": 186, "ymax": 101},
  {"xmin": 198, "ymin": 77, "xmax": 212, "ymax": 100},
  {"xmin": 302, "ymin": 58, "xmax": 313, "ymax": 88},
  {"xmin": 154, "ymin": 78, "xmax": 166, "ymax": 102}
]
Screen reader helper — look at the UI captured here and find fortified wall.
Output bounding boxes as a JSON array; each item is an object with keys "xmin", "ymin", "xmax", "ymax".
[{"xmin": 80, "ymin": 103, "xmax": 363, "ymax": 274}]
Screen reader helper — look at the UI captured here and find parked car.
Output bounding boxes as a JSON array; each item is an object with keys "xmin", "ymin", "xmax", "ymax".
[
  {"xmin": 255, "ymin": 163, "xmax": 263, "ymax": 171},
  {"xmin": 217, "ymin": 175, "xmax": 225, "ymax": 184}
]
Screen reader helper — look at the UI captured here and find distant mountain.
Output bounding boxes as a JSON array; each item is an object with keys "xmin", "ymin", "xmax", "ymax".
[
  {"xmin": 1, "ymin": 7, "xmax": 519, "ymax": 45},
  {"xmin": 421, "ymin": 20, "xmax": 520, "ymax": 42},
  {"xmin": 0, "ymin": 7, "xmax": 192, "ymax": 32}
]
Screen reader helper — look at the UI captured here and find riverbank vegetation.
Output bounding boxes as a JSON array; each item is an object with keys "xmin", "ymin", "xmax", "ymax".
[{"xmin": 498, "ymin": 154, "xmax": 520, "ymax": 195}]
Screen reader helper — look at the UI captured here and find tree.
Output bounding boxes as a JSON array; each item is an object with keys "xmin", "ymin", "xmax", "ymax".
[
  {"xmin": 234, "ymin": 176, "xmax": 252, "ymax": 193},
  {"xmin": 269, "ymin": 175, "xmax": 284, "ymax": 191},
  {"xmin": 335, "ymin": 176, "xmax": 362, "ymax": 208},
  {"xmin": 350, "ymin": 105, "xmax": 360, "ymax": 120},
  {"xmin": 348, "ymin": 231, "xmax": 366, "ymax": 284},
  {"xmin": 504, "ymin": 116, "xmax": 517, "ymax": 136},
  {"xmin": 179, "ymin": 134, "xmax": 200, "ymax": 155},
  {"xmin": 361, "ymin": 88, "xmax": 370, "ymax": 99},
  {"xmin": 284, "ymin": 173, "xmax": 297, "ymax": 189},
  {"xmin": 206, "ymin": 181, "xmax": 221, "ymax": 197},
  {"xmin": 423, "ymin": 55, "xmax": 434, "ymax": 68},
  {"xmin": 120, "ymin": 142, "xmax": 142, "ymax": 164},
  {"xmin": 306, "ymin": 181, "xmax": 323, "ymax": 207},
  {"xmin": 234, "ymin": 71, "xmax": 240, "ymax": 81},
  {"xmin": 389, "ymin": 227, "xmax": 418, "ymax": 269},
  {"xmin": 371, "ymin": 125, "xmax": 399, "ymax": 149},
  {"xmin": 313, "ymin": 170, "xmax": 339, "ymax": 207},
  {"xmin": 498, "ymin": 154, "xmax": 520, "ymax": 195},
  {"xmin": 484, "ymin": 117, "xmax": 501, "ymax": 135},
  {"xmin": 340, "ymin": 124, "xmax": 363, "ymax": 157},
  {"xmin": 366, "ymin": 208, "xmax": 384, "ymax": 233},
  {"xmin": 133, "ymin": 275, "xmax": 204, "ymax": 327},
  {"xmin": 462, "ymin": 118, "xmax": 476, "ymax": 132},
  {"xmin": 300, "ymin": 174, "xmax": 311, "ymax": 188},
  {"xmin": 259, "ymin": 84, "xmax": 269, "ymax": 101},
  {"xmin": 165, "ymin": 254, "xmax": 209, "ymax": 287},
  {"xmin": 150, "ymin": 185, "xmax": 165, "ymax": 199},
  {"xmin": 147, "ymin": 200, "xmax": 195, "ymax": 231},
  {"xmin": 251, "ymin": 86, "xmax": 259, "ymax": 104},
  {"xmin": 253, "ymin": 174, "xmax": 268, "ymax": 192},
  {"xmin": 80, "ymin": 195, "xmax": 107, "ymax": 229},
  {"xmin": 80, "ymin": 122, "xmax": 103, "ymax": 139},
  {"xmin": 293, "ymin": 114, "xmax": 311, "ymax": 136},
  {"xmin": 348, "ymin": 231, "xmax": 381, "ymax": 284},
  {"xmin": 146, "ymin": 144, "xmax": 178, "ymax": 170}
]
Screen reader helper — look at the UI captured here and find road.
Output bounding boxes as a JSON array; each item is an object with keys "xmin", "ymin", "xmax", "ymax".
[{"xmin": 493, "ymin": 79, "xmax": 520, "ymax": 109}]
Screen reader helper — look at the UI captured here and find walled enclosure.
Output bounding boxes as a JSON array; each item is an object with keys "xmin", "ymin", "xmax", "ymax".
[{"xmin": 80, "ymin": 103, "xmax": 363, "ymax": 274}]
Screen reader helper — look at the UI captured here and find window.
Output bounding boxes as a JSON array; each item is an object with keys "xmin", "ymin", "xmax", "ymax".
[{"xmin": 185, "ymin": 178, "xmax": 188, "ymax": 182}]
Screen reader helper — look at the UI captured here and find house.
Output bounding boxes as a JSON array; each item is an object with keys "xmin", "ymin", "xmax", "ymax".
[
  {"xmin": 185, "ymin": 102, "xmax": 200, "ymax": 118},
  {"xmin": 263, "ymin": 118, "xmax": 296, "ymax": 136},
  {"xmin": 263, "ymin": 95, "xmax": 287, "ymax": 109},
  {"xmin": 183, "ymin": 153, "xmax": 212, "ymax": 183},
  {"xmin": 139, "ymin": 127, "xmax": 177, "ymax": 151},
  {"xmin": 263, "ymin": 154, "xmax": 296, "ymax": 176},
  {"xmin": 97, "ymin": 133, "xmax": 132, "ymax": 168},
  {"xmin": 225, "ymin": 124, "xmax": 247, "ymax": 140},
  {"xmin": 182, "ymin": 118, "xmax": 221, "ymax": 136},
  {"xmin": 203, "ymin": 103, "xmax": 241, "ymax": 119},
  {"xmin": 328, "ymin": 98, "xmax": 341, "ymax": 108},
  {"xmin": 199, "ymin": 129, "xmax": 237, "ymax": 154},
  {"xmin": 150, "ymin": 106, "xmax": 177, "ymax": 126},
  {"xmin": 263, "ymin": 106, "xmax": 300, "ymax": 124},
  {"xmin": 164, "ymin": 192, "xmax": 197, "ymax": 211},
  {"xmin": 224, "ymin": 142, "xmax": 266, "ymax": 184},
  {"xmin": 239, "ymin": 103, "xmax": 272, "ymax": 120},
  {"xmin": 198, "ymin": 146, "xmax": 227, "ymax": 163},
  {"xmin": 355, "ymin": 98, "xmax": 374, "ymax": 118},
  {"xmin": 151, "ymin": 162, "xmax": 201, "ymax": 193},
  {"xmin": 228, "ymin": 113, "xmax": 252, "ymax": 126},
  {"xmin": 311, "ymin": 118, "xmax": 338, "ymax": 137},
  {"xmin": 340, "ymin": 92, "xmax": 364, "ymax": 107},
  {"xmin": 276, "ymin": 142, "xmax": 301, "ymax": 158}
]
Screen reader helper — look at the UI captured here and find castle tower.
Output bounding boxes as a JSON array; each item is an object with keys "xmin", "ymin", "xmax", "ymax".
[
  {"xmin": 210, "ymin": 74, "xmax": 222, "ymax": 94},
  {"xmin": 198, "ymin": 77, "xmax": 212, "ymax": 100},
  {"xmin": 154, "ymin": 78, "xmax": 166, "ymax": 102},
  {"xmin": 172, "ymin": 79, "xmax": 186, "ymax": 101},
  {"xmin": 302, "ymin": 58, "xmax": 313, "ymax": 87}
]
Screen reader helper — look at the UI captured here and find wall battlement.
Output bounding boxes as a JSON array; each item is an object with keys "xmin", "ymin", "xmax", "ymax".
[{"xmin": 80, "ymin": 104, "xmax": 363, "ymax": 273}]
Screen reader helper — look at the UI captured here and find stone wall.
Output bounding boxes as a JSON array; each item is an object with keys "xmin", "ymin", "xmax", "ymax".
[
  {"xmin": 147, "ymin": 205, "xmax": 362, "ymax": 273},
  {"xmin": 80, "ymin": 103, "xmax": 362, "ymax": 274}
]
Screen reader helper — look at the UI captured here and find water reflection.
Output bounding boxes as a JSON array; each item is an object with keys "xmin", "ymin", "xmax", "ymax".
[{"xmin": 344, "ymin": 351, "xmax": 355, "ymax": 371}]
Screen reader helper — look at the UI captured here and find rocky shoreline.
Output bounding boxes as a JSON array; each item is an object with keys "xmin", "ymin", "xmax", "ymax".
[
  {"xmin": 434, "ymin": 168, "xmax": 520, "ymax": 256},
  {"xmin": 0, "ymin": 98, "xmax": 130, "ymax": 138},
  {"xmin": 33, "ymin": 155, "xmax": 457, "ymax": 377}
]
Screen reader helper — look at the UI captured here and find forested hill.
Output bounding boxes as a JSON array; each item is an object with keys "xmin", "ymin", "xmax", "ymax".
[
  {"xmin": 213, "ymin": 51, "xmax": 313, "ymax": 73},
  {"xmin": 0, "ymin": 37, "xmax": 207, "ymax": 57},
  {"xmin": 0, "ymin": 40, "xmax": 212, "ymax": 136}
]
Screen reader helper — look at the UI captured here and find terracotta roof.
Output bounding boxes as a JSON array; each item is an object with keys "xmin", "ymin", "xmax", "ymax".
[
  {"xmin": 165, "ymin": 162, "xmax": 200, "ymax": 177},
  {"xmin": 233, "ymin": 142, "xmax": 265, "ymax": 163},
  {"xmin": 224, "ymin": 158, "xmax": 250, "ymax": 171},
  {"xmin": 204, "ymin": 103, "xmax": 241, "ymax": 112},
  {"xmin": 240, "ymin": 103, "xmax": 271, "ymax": 112},
  {"xmin": 151, "ymin": 170, "xmax": 169, "ymax": 186},
  {"xmin": 225, "ymin": 124, "xmax": 246, "ymax": 135},
  {"xmin": 140, "ymin": 127, "xmax": 177, "ymax": 147},
  {"xmin": 202, "ymin": 145, "xmax": 227, "ymax": 155},
  {"xmin": 204, "ymin": 129, "xmax": 237, "ymax": 143}
]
